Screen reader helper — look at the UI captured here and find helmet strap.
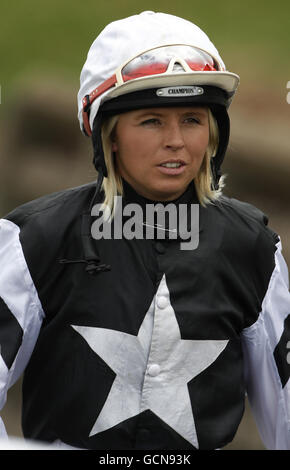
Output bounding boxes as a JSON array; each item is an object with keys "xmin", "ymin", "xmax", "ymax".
[{"xmin": 92, "ymin": 114, "xmax": 108, "ymax": 177}]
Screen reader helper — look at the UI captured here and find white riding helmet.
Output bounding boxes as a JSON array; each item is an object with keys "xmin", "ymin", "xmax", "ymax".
[{"xmin": 77, "ymin": 11, "xmax": 240, "ymax": 185}]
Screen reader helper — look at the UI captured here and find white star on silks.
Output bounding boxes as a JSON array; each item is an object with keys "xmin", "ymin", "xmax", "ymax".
[{"xmin": 71, "ymin": 274, "xmax": 228, "ymax": 448}]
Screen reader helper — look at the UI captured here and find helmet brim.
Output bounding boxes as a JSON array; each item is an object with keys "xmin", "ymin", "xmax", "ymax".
[{"xmin": 104, "ymin": 71, "xmax": 240, "ymax": 102}]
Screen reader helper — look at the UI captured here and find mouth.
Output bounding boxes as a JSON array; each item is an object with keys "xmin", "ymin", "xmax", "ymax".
[
  {"xmin": 157, "ymin": 159, "xmax": 187, "ymax": 175},
  {"xmin": 158, "ymin": 159, "xmax": 186, "ymax": 168}
]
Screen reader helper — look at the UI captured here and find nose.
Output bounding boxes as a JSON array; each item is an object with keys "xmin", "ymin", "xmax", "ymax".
[{"xmin": 163, "ymin": 121, "xmax": 184, "ymax": 151}]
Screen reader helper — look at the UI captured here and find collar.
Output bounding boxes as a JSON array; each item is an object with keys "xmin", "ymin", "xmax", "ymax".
[
  {"xmin": 121, "ymin": 178, "xmax": 201, "ymax": 242},
  {"xmin": 122, "ymin": 178, "xmax": 198, "ymax": 207}
]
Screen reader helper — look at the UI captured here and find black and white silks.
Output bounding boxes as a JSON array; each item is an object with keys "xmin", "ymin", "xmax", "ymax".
[{"xmin": 0, "ymin": 181, "xmax": 290, "ymax": 450}]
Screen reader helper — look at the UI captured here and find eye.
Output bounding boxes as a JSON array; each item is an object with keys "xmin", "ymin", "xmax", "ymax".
[
  {"xmin": 183, "ymin": 116, "xmax": 200, "ymax": 125},
  {"xmin": 140, "ymin": 118, "xmax": 161, "ymax": 126}
]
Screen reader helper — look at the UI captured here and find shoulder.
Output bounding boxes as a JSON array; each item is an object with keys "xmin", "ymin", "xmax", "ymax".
[
  {"xmin": 217, "ymin": 195, "xmax": 268, "ymax": 225},
  {"xmin": 209, "ymin": 195, "xmax": 279, "ymax": 245},
  {"xmin": 3, "ymin": 182, "xmax": 97, "ymax": 228},
  {"xmin": 200, "ymin": 196, "xmax": 280, "ymax": 284},
  {"xmin": 207, "ymin": 196, "xmax": 280, "ymax": 319},
  {"xmin": 1, "ymin": 182, "xmax": 100, "ymax": 265},
  {"xmin": 0, "ymin": 183, "xmax": 100, "ymax": 290}
]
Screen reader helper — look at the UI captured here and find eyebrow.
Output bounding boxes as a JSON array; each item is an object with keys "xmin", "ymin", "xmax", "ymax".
[
  {"xmin": 135, "ymin": 111, "xmax": 164, "ymax": 119},
  {"xmin": 182, "ymin": 110, "xmax": 208, "ymax": 117}
]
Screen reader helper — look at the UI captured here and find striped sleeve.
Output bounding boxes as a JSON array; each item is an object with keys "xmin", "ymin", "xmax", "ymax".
[
  {"xmin": 0, "ymin": 218, "xmax": 45, "ymax": 437},
  {"xmin": 241, "ymin": 239, "xmax": 290, "ymax": 449}
]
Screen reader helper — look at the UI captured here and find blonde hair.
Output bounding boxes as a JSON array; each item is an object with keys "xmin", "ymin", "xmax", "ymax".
[{"xmin": 100, "ymin": 108, "xmax": 225, "ymax": 216}]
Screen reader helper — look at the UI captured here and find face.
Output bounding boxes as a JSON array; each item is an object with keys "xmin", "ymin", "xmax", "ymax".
[{"xmin": 112, "ymin": 106, "xmax": 209, "ymax": 201}]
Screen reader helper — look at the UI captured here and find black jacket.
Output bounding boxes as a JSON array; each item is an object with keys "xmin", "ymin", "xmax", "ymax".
[{"xmin": 0, "ymin": 181, "xmax": 289, "ymax": 449}]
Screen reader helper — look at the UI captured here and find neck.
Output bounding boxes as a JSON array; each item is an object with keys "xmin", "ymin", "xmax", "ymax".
[
  {"xmin": 122, "ymin": 178, "xmax": 197, "ymax": 207},
  {"xmin": 120, "ymin": 179, "xmax": 199, "ymax": 242}
]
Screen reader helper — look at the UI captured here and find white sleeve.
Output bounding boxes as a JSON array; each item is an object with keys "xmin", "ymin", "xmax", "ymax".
[
  {"xmin": 241, "ymin": 239, "xmax": 290, "ymax": 449},
  {"xmin": 0, "ymin": 219, "xmax": 45, "ymax": 438}
]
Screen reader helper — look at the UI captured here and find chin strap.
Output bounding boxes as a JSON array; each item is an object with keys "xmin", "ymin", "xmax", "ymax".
[
  {"xmin": 92, "ymin": 114, "xmax": 108, "ymax": 176},
  {"xmin": 59, "ymin": 170, "xmax": 111, "ymax": 275},
  {"xmin": 210, "ymin": 158, "xmax": 222, "ymax": 190}
]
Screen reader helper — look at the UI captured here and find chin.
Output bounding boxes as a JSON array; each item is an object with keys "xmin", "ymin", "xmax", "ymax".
[
  {"xmin": 156, "ymin": 181, "xmax": 190, "ymax": 199},
  {"xmin": 148, "ymin": 186, "xmax": 186, "ymax": 201}
]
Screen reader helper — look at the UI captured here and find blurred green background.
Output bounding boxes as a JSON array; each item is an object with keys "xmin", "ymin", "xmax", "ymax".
[
  {"xmin": 1, "ymin": 0, "xmax": 290, "ymax": 91},
  {"xmin": 0, "ymin": 0, "xmax": 290, "ymax": 451}
]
